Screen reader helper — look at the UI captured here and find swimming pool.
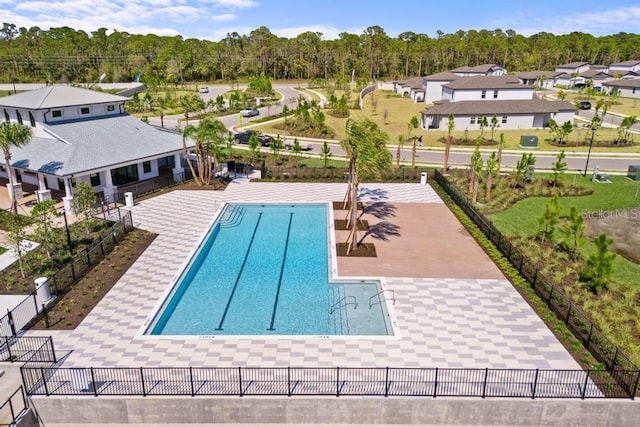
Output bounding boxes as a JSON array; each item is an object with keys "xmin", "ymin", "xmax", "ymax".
[{"xmin": 146, "ymin": 203, "xmax": 393, "ymax": 336}]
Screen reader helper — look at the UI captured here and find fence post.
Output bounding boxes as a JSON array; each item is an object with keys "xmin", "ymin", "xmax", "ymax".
[
  {"xmin": 41, "ymin": 367, "xmax": 49, "ymax": 396},
  {"xmin": 140, "ymin": 367, "xmax": 146, "ymax": 397},
  {"xmin": 90, "ymin": 367, "xmax": 97, "ymax": 397},
  {"xmin": 581, "ymin": 370, "xmax": 590, "ymax": 399},
  {"xmin": 565, "ymin": 302, "xmax": 572, "ymax": 324},
  {"xmin": 86, "ymin": 249, "xmax": 91, "ymax": 267},
  {"xmin": 384, "ymin": 367, "xmax": 389, "ymax": 397},
  {"xmin": 611, "ymin": 348, "xmax": 619, "ymax": 372},
  {"xmin": 631, "ymin": 370, "xmax": 640, "ymax": 400},
  {"xmin": 482, "ymin": 368, "xmax": 489, "ymax": 398},
  {"xmin": 42, "ymin": 304, "xmax": 49, "ymax": 328},
  {"xmin": 71, "ymin": 262, "xmax": 76, "ymax": 281},
  {"xmin": 547, "ymin": 285, "xmax": 554, "ymax": 304},
  {"xmin": 287, "ymin": 366, "xmax": 291, "ymax": 397},
  {"xmin": 5, "ymin": 336, "xmax": 12, "ymax": 360},
  {"xmin": 586, "ymin": 324, "xmax": 593, "ymax": 349},
  {"xmin": 519, "ymin": 256, "xmax": 524, "ymax": 273},
  {"xmin": 7, "ymin": 310, "xmax": 16, "ymax": 336},
  {"xmin": 336, "ymin": 367, "xmax": 340, "ymax": 397},
  {"xmin": 433, "ymin": 367, "xmax": 438, "ymax": 398},
  {"xmin": 531, "ymin": 369, "xmax": 539, "ymax": 399},
  {"xmin": 532, "ymin": 269, "xmax": 538, "ymax": 288},
  {"xmin": 49, "ymin": 337, "xmax": 57, "ymax": 363},
  {"xmin": 238, "ymin": 367, "xmax": 243, "ymax": 397},
  {"xmin": 189, "ymin": 367, "xmax": 195, "ymax": 396}
]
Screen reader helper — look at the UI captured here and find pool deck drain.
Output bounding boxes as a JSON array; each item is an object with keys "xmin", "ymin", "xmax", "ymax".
[{"xmin": 27, "ymin": 182, "xmax": 580, "ymax": 370}]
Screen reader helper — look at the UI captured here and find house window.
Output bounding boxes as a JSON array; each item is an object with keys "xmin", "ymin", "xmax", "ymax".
[
  {"xmin": 80, "ymin": 107, "xmax": 90, "ymax": 115},
  {"xmin": 502, "ymin": 116, "xmax": 508, "ymax": 124},
  {"xmin": 493, "ymin": 90, "xmax": 498, "ymax": 99},
  {"xmin": 142, "ymin": 161, "xmax": 151, "ymax": 174},
  {"xmin": 470, "ymin": 117, "xmax": 476, "ymax": 124},
  {"xmin": 111, "ymin": 164, "xmax": 139, "ymax": 186},
  {"xmin": 481, "ymin": 90, "xmax": 486, "ymax": 99},
  {"xmin": 107, "ymin": 105, "xmax": 115, "ymax": 112},
  {"xmin": 16, "ymin": 111, "xmax": 22, "ymax": 125},
  {"xmin": 28, "ymin": 112, "xmax": 36, "ymax": 127},
  {"xmin": 90, "ymin": 173, "xmax": 101, "ymax": 187},
  {"xmin": 3, "ymin": 109, "xmax": 9, "ymax": 122},
  {"xmin": 52, "ymin": 110, "xmax": 62, "ymax": 118}
]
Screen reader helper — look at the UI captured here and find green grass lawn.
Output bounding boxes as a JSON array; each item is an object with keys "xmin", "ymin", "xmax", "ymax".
[
  {"xmin": 490, "ymin": 173, "xmax": 640, "ymax": 284},
  {"xmin": 0, "ymin": 246, "xmax": 7, "ymax": 255},
  {"xmin": 562, "ymin": 91, "xmax": 640, "ymax": 117}
]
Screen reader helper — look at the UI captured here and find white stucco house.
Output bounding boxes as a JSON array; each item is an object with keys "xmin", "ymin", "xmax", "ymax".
[
  {"xmin": 420, "ymin": 75, "xmax": 574, "ymax": 131},
  {"xmin": 516, "ymin": 71, "xmax": 563, "ymax": 88},
  {"xmin": 0, "ymin": 85, "xmax": 193, "ymax": 211},
  {"xmin": 392, "ymin": 77, "xmax": 425, "ymax": 102},
  {"xmin": 555, "ymin": 62, "xmax": 591, "ymax": 75},
  {"xmin": 421, "ymin": 71, "xmax": 462, "ymax": 103},
  {"xmin": 608, "ymin": 60, "xmax": 640, "ymax": 76},
  {"xmin": 603, "ymin": 79, "xmax": 640, "ymax": 99},
  {"xmin": 449, "ymin": 64, "xmax": 507, "ymax": 77}
]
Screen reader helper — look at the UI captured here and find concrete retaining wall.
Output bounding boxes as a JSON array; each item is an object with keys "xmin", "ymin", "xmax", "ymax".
[{"xmin": 30, "ymin": 396, "xmax": 640, "ymax": 426}]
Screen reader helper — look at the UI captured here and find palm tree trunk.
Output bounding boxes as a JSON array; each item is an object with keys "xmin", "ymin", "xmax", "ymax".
[
  {"xmin": 411, "ymin": 140, "xmax": 416, "ymax": 168},
  {"xmin": 485, "ymin": 175, "xmax": 492, "ymax": 201},
  {"xmin": 4, "ymin": 152, "xmax": 18, "ymax": 215},
  {"xmin": 182, "ymin": 137, "xmax": 198, "ymax": 185},
  {"xmin": 348, "ymin": 175, "xmax": 360, "ymax": 253},
  {"xmin": 472, "ymin": 177, "xmax": 479, "ymax": 204},
  {"xmin": 443, "ymin": 139, "xmax": 451, "ymax": 174}
]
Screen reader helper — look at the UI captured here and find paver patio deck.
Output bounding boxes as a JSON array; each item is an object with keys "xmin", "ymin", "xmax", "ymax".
[{"xmin": 27, "ymin": 181, "xmax": 580, "ymax": 370}]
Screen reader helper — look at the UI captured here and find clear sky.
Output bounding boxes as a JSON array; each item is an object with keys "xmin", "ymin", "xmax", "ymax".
[{"xmin": 0, "ymin": 0, "xmax": 639, "ymax": 40}]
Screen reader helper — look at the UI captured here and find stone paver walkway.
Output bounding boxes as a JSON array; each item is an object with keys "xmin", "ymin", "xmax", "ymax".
[{"xmin": 27, "ymin": 182, "xmax": 579, "ymax": 371}]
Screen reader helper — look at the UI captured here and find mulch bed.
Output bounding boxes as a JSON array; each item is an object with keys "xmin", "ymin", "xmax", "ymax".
[
  {"xmin": 336, "ymin": 242, "xmax": 377, "ymax": 257},
  {"xmin": 334, "ymin": 219, "xmax": 369, "ymax": 231}
]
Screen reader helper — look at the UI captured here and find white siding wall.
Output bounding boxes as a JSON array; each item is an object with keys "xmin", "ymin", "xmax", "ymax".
[
  {"xmin": 424, "ymin": 82, "xmax": 446, "ymax": 103},
  {"xmin": 45, "ymin": 103, "xmax": 124, "ymax": 123},
  {"xmin": 609, "ymin": 64, "xmax": 640, "ymax": 74},
  {"xmin": 451, "ymin": 88, "xmax": 533, "ymax": 102},
  {"xmin": 442, "ymin": 87, "xmax": 454, "ymax": 101},
  {"xmin": 554, "ymin": 111, "xmax": 576, "ymax": 124},
  {"xmin": 453, "ymin": 114, "xmax": 536, "ymax": 130},
  {"xmin": 138, "ymin": 159, "xmax": 159, "ymax": 181},
  {"xmin": 616, "ymin": 87, "xmax": 640, "ymax": 99}
]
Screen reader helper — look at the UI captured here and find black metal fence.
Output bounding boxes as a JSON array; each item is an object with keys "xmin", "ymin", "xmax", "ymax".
[
  {"xmin": 0, "ymin": 211, "xmax": 133, "ymax": 338},
  {"xmin": 267, "ymin": 167, "xmax": 429, "ymax": 181},
  {"xmin": 432, "ymin": 169, "xmax": 640, "ymax": 396},
  {"xmin": 19, "ymin": 366, "xmax": 639, "ymax": 399},
  {"xmin": 0, "ymin": 336, "xmax": 56, "ymax": 363},
  {"xmin": 0, "ymin": 386, "xmax": 28, "ymax": 426}
]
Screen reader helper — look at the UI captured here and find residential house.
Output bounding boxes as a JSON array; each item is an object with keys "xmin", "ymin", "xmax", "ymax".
[
  {"xmin": 580, "ymin": 68, "xmax": 612, "ymax": 88},
  {"xmin": 421, "ymin": 71, "xmax": 461, "ymax": 103},
  {"xmin": 603, "ymin": 79, "xmax": 640, "ymax": 99},
  {"xmin": 555, "ymin": 62, "xmax": 591, "ymax": 74},
  {"xmin": 449, "ymin": 64, "xmax": 507, "ymax": 77},
  {"xmin": 392, "ymin": 77, "xmax": 426, "ymax": 102},
  {"xmin": 516, "ymin": 71, "xmax": 563, "ymax": 88},
  {"xmin": 420, "ymin": 75, "xmax": 574, "ymax": 131},
  {"xmin": 0, "ymin": 86, "xmax": 192, "ymax": 211},
  {"xmin": 608, "ymin": 60, "xmax": 640, "ymax": 77}
]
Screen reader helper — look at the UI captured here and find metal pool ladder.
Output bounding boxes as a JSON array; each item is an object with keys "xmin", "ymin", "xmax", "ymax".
[
  {"xmin": 369, "ymin": 289, "xmax": 396, "ymax": 309},
  {"xmin": 329, "ymin": 295, "xmax": 358, "ymax": 314}
]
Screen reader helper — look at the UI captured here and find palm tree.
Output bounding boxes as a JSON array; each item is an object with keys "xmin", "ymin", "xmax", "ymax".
[
  {"xmin": 443, "ymin": 113, "xmax": 454, "ymax": 174},
  {"xmin": 181, "ymin": 118, "xmax": 227, "ymax": 185},
  {"xmin": 0, "ymin": 121, "xmax": 33, "ymax": 214},
  {"xmin": 341, "ymin": 118, "xmax": 391, "ymax": 253}
]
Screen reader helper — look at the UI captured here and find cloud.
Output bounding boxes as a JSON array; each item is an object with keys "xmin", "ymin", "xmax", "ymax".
[{"xmin": 203, "ymin": 0, "xmax": 258, "ymax": 8}]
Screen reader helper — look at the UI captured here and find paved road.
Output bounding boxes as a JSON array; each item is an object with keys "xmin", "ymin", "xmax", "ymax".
[{"xmin": 147, "ymin": 84, "xmax": 639, "ymax": 173}]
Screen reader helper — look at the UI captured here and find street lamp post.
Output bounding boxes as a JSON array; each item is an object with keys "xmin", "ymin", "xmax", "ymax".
[
  {"xmin": 61, "ymin": 209, "xmax": 74, "ymax": 255},
  {"xmin": 583, "ymin": 126, "xmax": 597, "ymax": 178}
]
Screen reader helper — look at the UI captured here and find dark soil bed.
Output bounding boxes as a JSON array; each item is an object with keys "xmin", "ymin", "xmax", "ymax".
[
  {"xmin": 334, "ymin": 219, "xmax": 369, "ymax": 231},
  {"xmin": 31, "ymin": 229, "xmax": 157, "ymax": 330},
  {"xmin": 336, "ymin": 242, "xmax": 377, "ymax": 257}
]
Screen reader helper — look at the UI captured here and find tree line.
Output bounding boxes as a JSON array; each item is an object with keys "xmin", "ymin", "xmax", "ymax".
[{"xmin": 1, "ymin": 23, "xmax": 640, "ymax": 85}]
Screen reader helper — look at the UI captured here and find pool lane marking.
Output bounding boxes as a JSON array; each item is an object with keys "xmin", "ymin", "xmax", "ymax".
[
  {"xmin": 267, "ymin": 212, "xmax": 294, "ymax": 331},
  {"xmin": 215, "ymin": 212, "xmax": 263, "ymax": 331}
]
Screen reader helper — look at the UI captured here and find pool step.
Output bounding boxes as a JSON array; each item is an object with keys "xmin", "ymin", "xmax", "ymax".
[
  {"xmin": 328, "ymin": 285, "xmax": 352, "ymax": 335},
  {"xmin": 219, "ymin": 205, "xmax": 246, "ymax": 228}
]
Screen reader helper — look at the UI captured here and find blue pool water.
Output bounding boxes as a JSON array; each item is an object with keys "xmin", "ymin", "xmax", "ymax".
[{"xmin": 148, "ymin": 204, "xmax": 392, "ymax": 336}]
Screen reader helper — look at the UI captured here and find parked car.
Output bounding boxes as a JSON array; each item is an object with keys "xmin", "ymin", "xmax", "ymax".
[
  {"xmin": 579, "ymin": 101, "xmax": 592, "ymax": 110},
  {"xmin": 240, "ymin": 107, "xmax": 260, "ymax": 117},
  {"xmin": 198, "ymin": 86, "xmax": 209, "ymax": 94},
  {"xmin": 233, "ymin": 130, "xmax": 272, "ymax": 146}
]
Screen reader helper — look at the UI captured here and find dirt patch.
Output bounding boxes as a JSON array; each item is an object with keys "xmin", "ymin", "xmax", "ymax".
[
  {"xmin": 334, "ymin": 219, "xmax": 369, "ymax": 231},
  {"xmin": 584, "ymin": 208, "xmax": 640, "ymax": 264},
  {"xmin": 31, "ymin": 229, "xmax": 157, "ymax": 330},
  {"xmin": 336, "ymin": 242, "xmax": 377, "ymax": 257}
]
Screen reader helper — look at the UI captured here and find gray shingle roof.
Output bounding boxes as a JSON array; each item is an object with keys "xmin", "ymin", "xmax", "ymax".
[
  {"xmin": 396, "ymin": 76, "xmax": 424, "ymax": 88},
  {"xmin": 442, "ymin": 75, "xmax": 526, "ymax": 90},
  {"xmin": 604, "ymin": 79, "xmax": 640, "ymax": 88},
  {"xmin": 580, "ymin": 69, "xmax": 610, "ymax": 78},
  {"xmin": 610, "ymin": 60, "xmax": 640, "ymax": 67},
  {"xmin": 516, "ymin": 71, "xmax": 562, "ymax": 80},
  {"xmin": 450, "ymin": 64, "xmax": 501, "ymax": 73},
  {"xmin": 557, "ymin": 62, "xmax": 590, "ymax": 68},
  {"xmin": 0, "ymin": 85, "xmax": 129, "ymax": 109},
  {"xmin": 422, "ymin": 99, "xmax": 575, "ymax": 116},
  {"xmin": 423, "ymin": 71, "xmax": 460, "ymax": 81},
  {"xmin": 6, "ymin": 114, "xmax": 193, "ymax": 176}
]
